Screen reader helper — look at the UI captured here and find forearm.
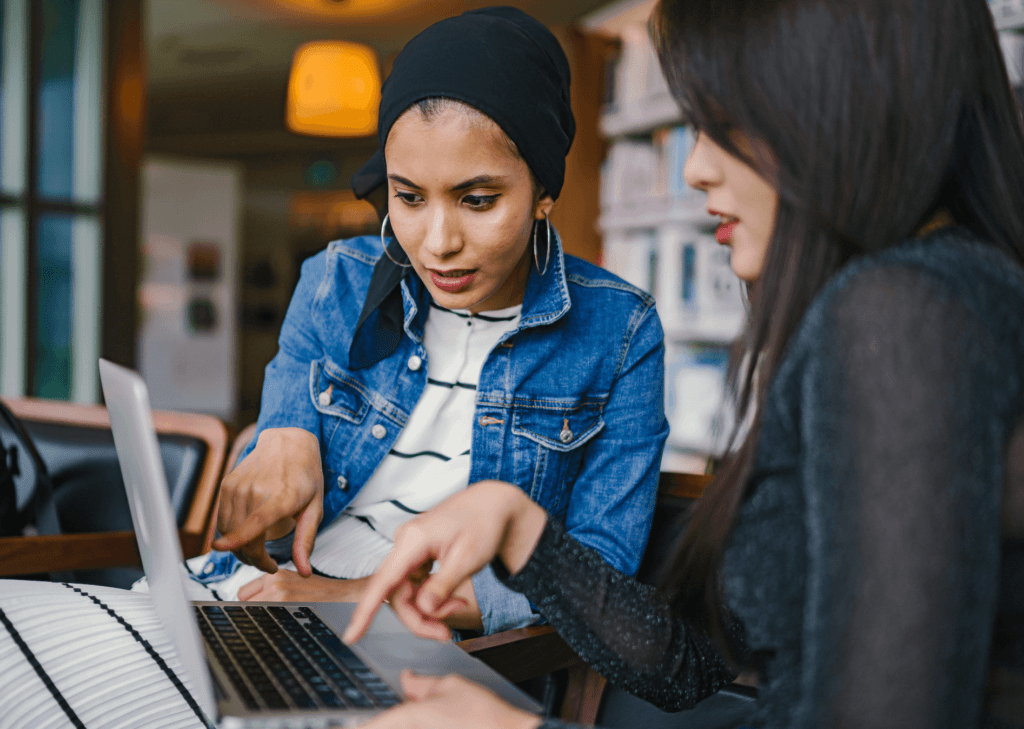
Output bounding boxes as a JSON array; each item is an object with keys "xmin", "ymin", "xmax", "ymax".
[{"xmin": 498, "ymin": 518, "xmax": 734, "ymax": 711}]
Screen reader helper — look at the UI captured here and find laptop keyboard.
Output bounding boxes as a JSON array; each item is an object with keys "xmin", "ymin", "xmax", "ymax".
[{"xmin": 196, "ymin": 604, "xmax": 401, "ymax": 712}]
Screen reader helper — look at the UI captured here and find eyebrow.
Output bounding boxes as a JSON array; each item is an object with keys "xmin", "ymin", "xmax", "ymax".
[{"xmin": 387, "ymin": 173, "xmax": 507, "ymax": 192}]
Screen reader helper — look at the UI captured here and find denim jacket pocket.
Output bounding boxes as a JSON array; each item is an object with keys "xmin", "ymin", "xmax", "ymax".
[
  {"xmin": 512, "ymin": 400, "xmax": 605, "ymax": 451},
  {"xmin": 511, "ymin": 400, "xmax": 605, "ymax": 514},
  {"xmin": 309, "ymin": 358, "xmax": 371, "ymax": 424}
]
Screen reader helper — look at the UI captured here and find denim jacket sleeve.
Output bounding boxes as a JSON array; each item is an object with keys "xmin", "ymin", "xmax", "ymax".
[
  {"xmin": 472, "ymin": 300, "xmax": 669, "ymax": 634},
  {"xmin": 471, "ymin": 565, "xmax": 541, "ymax": 634},
  {"xmin": 564, "ymin": 301, "xmax": 668, "ymax": 576}
]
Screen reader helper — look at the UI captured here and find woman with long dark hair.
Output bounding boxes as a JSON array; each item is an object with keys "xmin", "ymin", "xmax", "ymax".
[{"xmin": 347, "ymin": 0, "xmax": 1024, "ymax": 727}]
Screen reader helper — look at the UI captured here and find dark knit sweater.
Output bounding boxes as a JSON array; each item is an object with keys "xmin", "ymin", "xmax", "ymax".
[{"xmin": 502, "ymin": 229, "xmax": 1024, "ymax": 729}]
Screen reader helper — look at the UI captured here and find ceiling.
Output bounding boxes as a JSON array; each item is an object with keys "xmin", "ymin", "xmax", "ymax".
[{"xmin": 145, "ymin": 0, "xmax": 619, "ymax": 158}]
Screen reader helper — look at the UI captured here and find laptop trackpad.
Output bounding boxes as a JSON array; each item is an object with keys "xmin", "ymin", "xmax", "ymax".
[
  {"xmin": 357, "ymin": 633, "xmax": 541, "ymax": 713},
  {"xmin": 360, "ymin": 634, "xmax": 464, "ymax": 671}
]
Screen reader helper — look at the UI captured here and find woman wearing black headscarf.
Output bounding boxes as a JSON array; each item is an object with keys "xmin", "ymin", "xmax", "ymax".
[
  {"xmin": 204, "ymin": 4, "xmax": 668, "ymax": 633},
  {"xmin": 0, "ymin": 8, "xmax": 669, "ymax": 726}
]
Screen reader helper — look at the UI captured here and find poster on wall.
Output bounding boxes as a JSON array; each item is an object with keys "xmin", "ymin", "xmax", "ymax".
[{"xmin": 137, "ymin": 159, "xmax": 241, "ymax": 419}]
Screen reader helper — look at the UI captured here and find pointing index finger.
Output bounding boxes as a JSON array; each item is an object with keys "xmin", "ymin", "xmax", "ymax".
[
  {"xmin": 343, "ymin": 542, "xmax": 435, "ymax": 644},
  {"xmin": 212, "ymin": 508, "xmax": 274, "ymax": 552}
]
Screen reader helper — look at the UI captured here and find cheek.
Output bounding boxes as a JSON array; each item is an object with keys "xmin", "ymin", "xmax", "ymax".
[
  {"xmin": 387, "ymin": 208, "xmax": 421, "ymax": 249},
  {"xmin": 474, "ymin": 211, "xmax": 533, "ymax": 263}
]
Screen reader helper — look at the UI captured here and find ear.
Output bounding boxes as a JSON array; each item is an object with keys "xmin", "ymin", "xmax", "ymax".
[{"xmin": 534, "ymin": 192, "xmax": 555, "ymax": 221}]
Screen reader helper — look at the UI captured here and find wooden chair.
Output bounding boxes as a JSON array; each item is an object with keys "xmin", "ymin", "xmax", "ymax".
[
  {"xmin": 458, "ymin": 471, "xmax": 716, "ymax": 724},
  {"xmin": 0, "ymin": 397, "xmax": 229, "ymax": 581}
]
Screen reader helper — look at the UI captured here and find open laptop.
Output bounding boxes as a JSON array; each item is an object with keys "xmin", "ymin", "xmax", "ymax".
[{"xmin": 97, "ymin": 358, "xmax": 541, "ymax": 728}]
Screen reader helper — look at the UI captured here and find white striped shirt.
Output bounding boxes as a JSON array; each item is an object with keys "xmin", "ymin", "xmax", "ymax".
[{"xmin": 307, "ymin": 302, "xmax": 521, "ymax": 579}]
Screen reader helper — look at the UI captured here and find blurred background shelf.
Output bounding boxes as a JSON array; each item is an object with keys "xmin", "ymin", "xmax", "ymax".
[
  {"xmin": 589, "ymin": 0, "xmax": 743, "ymax": 468},
  {"xmin": 599, "ymin": 197, "xmax": 714, "ymax": 232},
  {"xmin": 600, "ymin": 95, "xmax": 682, "ymax": 137},
  {"xmin": 665, "ymin": 316, "xmax": 744, "ymax": 345},
  {"xmin": 991, "ymin": 0, "xmax": 1024, "ymax": 30}
]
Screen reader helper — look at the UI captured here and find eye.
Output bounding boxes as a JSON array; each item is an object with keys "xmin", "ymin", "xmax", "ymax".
[
  {"xmin": 394, "ymin": 191, "xmax": 422, "ymax": 206},
  {"xmin": 463, "ymin": 194, "xmax": 499, "ymax": 209}
]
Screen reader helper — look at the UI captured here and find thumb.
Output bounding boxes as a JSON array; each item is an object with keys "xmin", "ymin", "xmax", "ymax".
[{"xmin": 399, "ymin": 670, "xmax": 443, "ymax": 701}]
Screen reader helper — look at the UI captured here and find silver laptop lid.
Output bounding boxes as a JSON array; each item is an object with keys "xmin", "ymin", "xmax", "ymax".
[{"xmin": 98, "ymin": 358, "xmax": 217, "ymax": 722}]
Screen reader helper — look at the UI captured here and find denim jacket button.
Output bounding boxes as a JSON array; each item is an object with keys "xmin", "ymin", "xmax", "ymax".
[
  {"xmin": 371, "ymin": 424, "xmax": 387, "ymax": 439},
  {"xmin": 560, "ymin": 427, "xmax": 573, "ymax": 444},
  {"xmin": 337, "ymin": 475, "xmax": 349, "ymax": 491},
  {"xmin": 407, "ymin": 355, "xmax": 422, "ymax": 371}
]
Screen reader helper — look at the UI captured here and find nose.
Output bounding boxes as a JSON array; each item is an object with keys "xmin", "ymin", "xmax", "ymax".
[
  {"xmin": 683, "ymin": 131, "xmax": 721, "ymax": 193},
  {"xmin": 421, "ymin": 205, "xmax": 462, "ymax": 260}
]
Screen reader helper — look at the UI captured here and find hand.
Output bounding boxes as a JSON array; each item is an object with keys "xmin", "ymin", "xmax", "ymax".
[
  {"xmin": 238, "ymin": 571, "xmax": 371, "ymax": 602},
  {"xmin": 238, "ymin": 562, "xmax": 438, "ymax": 603},
  {"xmin": 362, "ymin": 671, "xmax": 542, "ymax": 729},
  {"xmin": 343, "ymin": 480, "xmax": 547, "ymax": 644},
  {"xmin": 213, "ymin": 427, "xmax": 324, "ymax": 576}
]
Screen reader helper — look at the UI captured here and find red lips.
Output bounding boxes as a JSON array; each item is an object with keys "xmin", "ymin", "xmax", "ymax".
[
  {"xmin": 715, "ymin": 221, "xmax": 737, "ymax": 244},
  {"xmin": 429, "ymin": 270, "xmax": 476, "ymax": 293}
]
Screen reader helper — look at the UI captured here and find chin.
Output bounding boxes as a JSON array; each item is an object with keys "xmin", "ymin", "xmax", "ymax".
[
  {"xmin": 432, "ymin": 289, "xmax": 481, "ymax": 310},
  {"xmin": 727, "ymin": 250, "xmax": 759, "ymax": 283}
]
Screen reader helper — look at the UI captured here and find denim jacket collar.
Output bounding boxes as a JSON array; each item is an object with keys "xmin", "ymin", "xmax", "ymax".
[{"xmin": 355, "ymin": 227, "xmax": 572, "ymax": 360}]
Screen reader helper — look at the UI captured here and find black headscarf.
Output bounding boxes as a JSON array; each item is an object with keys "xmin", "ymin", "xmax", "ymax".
[{"xmin": 348, "ymin": 6, "xmax": 575, "ymax": 370}]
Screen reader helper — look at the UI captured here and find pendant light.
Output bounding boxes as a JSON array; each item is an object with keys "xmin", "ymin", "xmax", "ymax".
[{"xmin": 286, "ymin": 41, "xmax": 381, "ymax": 137}]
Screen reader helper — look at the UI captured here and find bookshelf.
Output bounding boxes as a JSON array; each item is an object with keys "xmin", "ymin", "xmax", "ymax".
[
  {"xmin": 600, "ymin": 95, "xmax": 681, "ymax": 137},
  {"xmin": 585, "ymin": 0, "xmax": 740, "ymax": 473},
  {"xmin": 991, "ymin": 0, "xmax": 1024, "ymax": 30}
]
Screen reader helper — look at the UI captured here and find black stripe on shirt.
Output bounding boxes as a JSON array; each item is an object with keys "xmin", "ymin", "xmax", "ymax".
[
  {"xmin": 311, "ymin": 564, "xmax": 345, "ymax": 579},
  {"xmin": 0, "ymin": 607, "xmax": 87, "ymax": 728},
  {"xmin": 352, "ymin": 514, "xmax": 378, "ymax": 531},
  {"xmin": 427, "ymin": 377, "xmax": 477, "ymax": 391},
  {"xmin": 62, "ymin": 583, "xmax": 213, "ymax": 728},
  {"xmin": 429, "ymin": 302, "xmax": 518, "ymax": 322},
  {"xmin": 388, "ymin": 500, "xmax": 421, "ymax": 515},
  {"xmin": 389, "ymin": 448, "xmax": 452, "ymax": 462}
]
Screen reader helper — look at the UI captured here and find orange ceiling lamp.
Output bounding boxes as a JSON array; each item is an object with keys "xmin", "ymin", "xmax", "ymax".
[
  {"xmin": 257, "ymin": 0, "xmax": 423, "ymax": 21},
  {"xmin": 286, "ymin": 41, "xmax": 381, "ymax": 137}
]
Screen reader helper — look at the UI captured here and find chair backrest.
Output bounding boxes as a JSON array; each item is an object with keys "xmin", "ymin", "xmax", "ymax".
[
  {"xmin": 635, "ymin": 471, "xmax": 711, "ymax": 584},
  {"xmin": 0, "ymin": 397, "xmax": 228, "ymax": 587}
]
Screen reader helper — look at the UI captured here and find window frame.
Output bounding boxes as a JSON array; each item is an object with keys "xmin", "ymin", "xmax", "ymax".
[{"xmin": 0, "ymin": 0, "xmax": 106, "ymax": 402}]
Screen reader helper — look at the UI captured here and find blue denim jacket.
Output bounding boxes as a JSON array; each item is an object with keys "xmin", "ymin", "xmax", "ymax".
[{"xmin": 240, "ymin": 231, "xmax": 669, "ymax": 633}]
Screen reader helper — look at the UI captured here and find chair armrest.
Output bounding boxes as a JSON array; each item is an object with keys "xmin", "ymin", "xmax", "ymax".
[
  {"xmin": 458, "ymin": 625, "xmax": 587, "ymax": 684},
  {"xmin": 658, "ymin": 471, "xmax": 712, "ymax": 500},
  {"xmin": 0, "ymin": 530, "xmax": 205, "ymax": 577}
]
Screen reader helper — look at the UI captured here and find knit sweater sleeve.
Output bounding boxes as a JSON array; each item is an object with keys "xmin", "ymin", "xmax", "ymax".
[
  {"xmin": 496, "ymin": 517, "xmax": 736, "ymax": 712},
  {"xmin": 782, "ymin": 261, "xmax": 1021, "ymax": 728}
]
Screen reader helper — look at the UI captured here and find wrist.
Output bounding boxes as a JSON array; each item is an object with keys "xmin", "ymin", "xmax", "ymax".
[{"xmin": 501, "ymin": 488, "xmax": 547, "ymax": 575}]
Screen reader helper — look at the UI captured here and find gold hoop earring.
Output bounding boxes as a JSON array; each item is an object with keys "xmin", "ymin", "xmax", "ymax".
[
  {"xmin": 380, "ymin": 214, "xmax": 412, "ymax": 268},
  {"xmin": 533, "ymin": 214, "xmax": 551, "ymax": 276}
]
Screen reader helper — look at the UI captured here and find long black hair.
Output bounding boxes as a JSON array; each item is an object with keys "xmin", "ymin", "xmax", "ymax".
[{"xmin": 653, "ymin": 0, "xmax": 1024, "ymax": 646}]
